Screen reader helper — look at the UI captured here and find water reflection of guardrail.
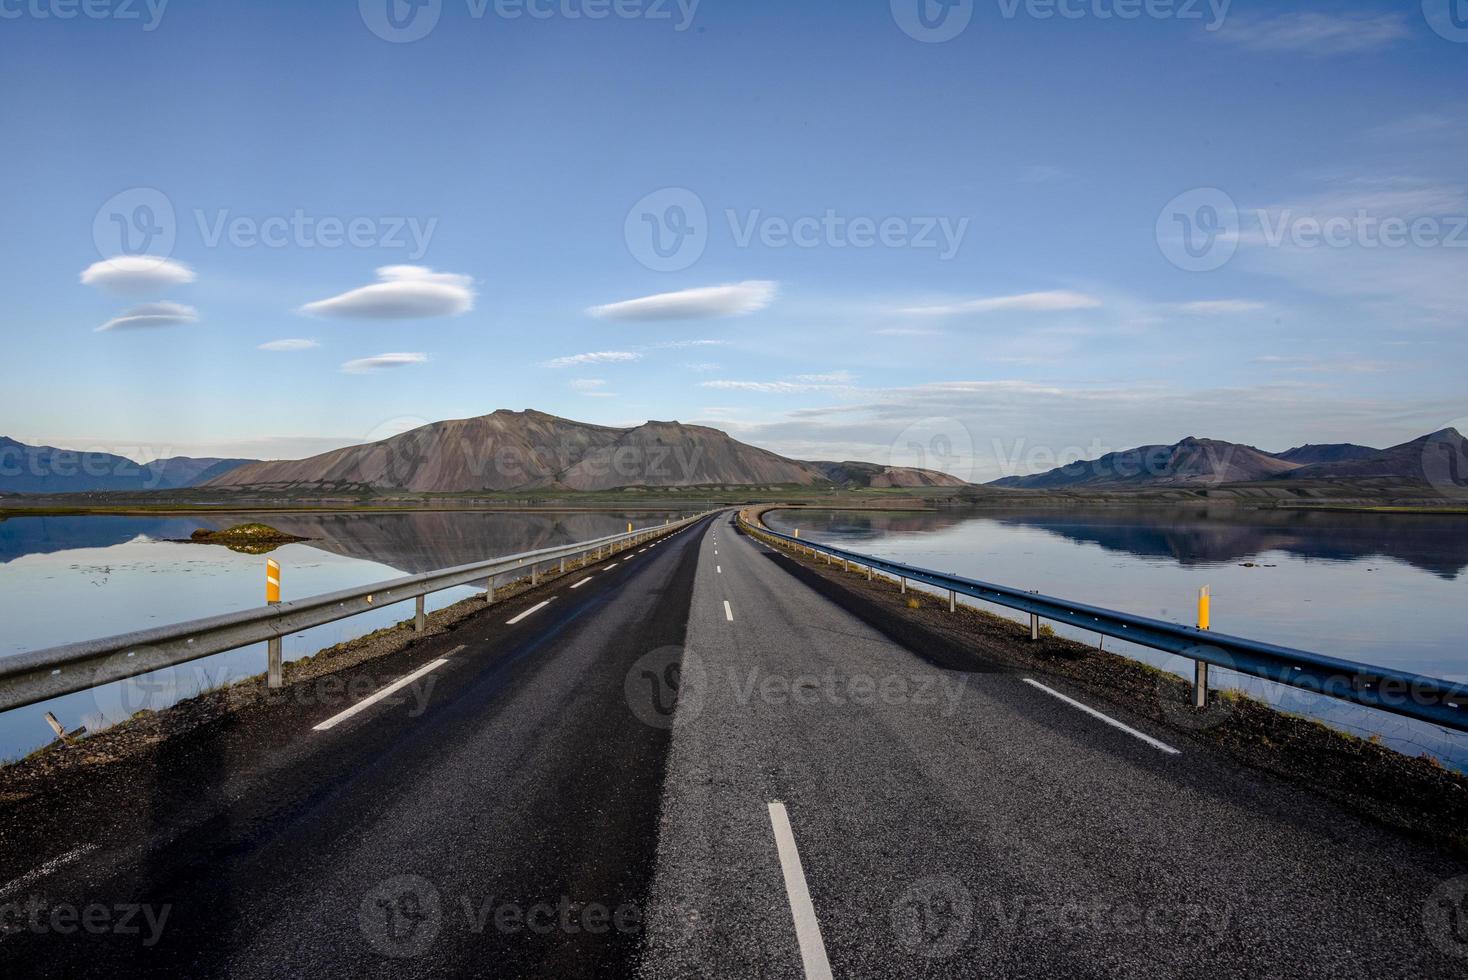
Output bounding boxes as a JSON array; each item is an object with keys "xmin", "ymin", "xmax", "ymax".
[
  {"xmin": 0, "ymin": 513, "xmax": 715, "ymax": 713},
  {"xmin": 740, "ymin": 514, "xmax": 1468, "ymax": 735}
]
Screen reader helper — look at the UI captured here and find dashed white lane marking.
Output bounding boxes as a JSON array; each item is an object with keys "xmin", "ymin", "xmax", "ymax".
[
  {"xmin": 723, "ymin": 600, "xmax": 734, "ymax": 622},
  {"xmin": 767, "ymin": 802, "xmax": 834, "ymax": 980},
  {"xmin": 445, "ymin": 645, "xmax": 465, "ymax": 656},
  {"xmin": 0, "ymin": 844, "xmax": 99, "ymax": 899},
  {"xmin": 506, "ymin": 599, "xmax": 554, "ymax": 625},
  {"xmin": 313, "ymin": 659, "xmax": 449, "ymax": 732},
  {"xmin": 717, "ymin": 565, "xmax": 722, "ymax": 574},
  {"xmin": 1022, "ymin": 678, "xmax": 1181, "ymax": 755},
  {"xmin": 571, "ymin": 577, "xmax": 592, "ymax": 590},
  {"xmin": 605, "ymin": 562, "xmax": 620, "ymax": 570}
]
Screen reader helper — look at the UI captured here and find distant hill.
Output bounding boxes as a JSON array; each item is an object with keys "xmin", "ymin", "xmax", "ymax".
[
  {"xmin": 205, "ymin": 410, "xmax": 966, "ymax": 493},
  {"xmin": 812, "ymin": 461, "xmax": 968, "ymax": 489},
  {"xmin": 1274, "ymin": 443, "xmax": 1380, "ymax": 466},
  {"xmin": 990, "ymin": 437, "xmax": 1299, "ymax": 490},
  {"xmin": 0, "ymin": 437, "xmax": 255, "ymax": 494},
  {"xmin": 991, "ymin": 431, "xmax": 1465, "ymax": 491},
  {"xmin": 1282, "ymin": 429, "xmax": 1467, "ymax": 486}
]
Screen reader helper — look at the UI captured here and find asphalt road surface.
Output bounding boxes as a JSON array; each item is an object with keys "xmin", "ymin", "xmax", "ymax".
[{"xmin": 3, "ymin": 513, "xmax": 1467, "ymax": 978}]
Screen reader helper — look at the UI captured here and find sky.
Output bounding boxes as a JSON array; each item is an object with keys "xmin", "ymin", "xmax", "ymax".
[{"xmin": 1, "ymin": 0, "xmax": 1465, "ymax": 482}]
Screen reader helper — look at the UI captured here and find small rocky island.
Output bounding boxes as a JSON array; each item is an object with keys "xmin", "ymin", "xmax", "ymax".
[{"xmin": 186, "ymin": 523, "xmax": 308, "ymax": 554}]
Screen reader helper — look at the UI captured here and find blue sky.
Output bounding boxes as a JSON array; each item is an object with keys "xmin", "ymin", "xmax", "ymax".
[{"xmin": 2, "ymin": 0, "xmax": 1465, "ymax": 480}]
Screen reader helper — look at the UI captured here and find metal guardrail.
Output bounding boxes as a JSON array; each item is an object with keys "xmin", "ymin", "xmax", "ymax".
[
  {"xmin": 0, "ymin": 512, "xmax": 716, "ymax": 713},
  {"xmin": 741, "ymin": 514, "xmax": 1468, "ymax": 735}
]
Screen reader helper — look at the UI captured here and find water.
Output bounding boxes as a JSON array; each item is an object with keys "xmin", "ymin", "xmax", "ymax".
[
  {"xmin": 0, "ymin": 510, "xmax": 690, "ymax": 761},
  {"xmin": 766, "ymin": 506, "xmax": 1468, "ymax": 766}
]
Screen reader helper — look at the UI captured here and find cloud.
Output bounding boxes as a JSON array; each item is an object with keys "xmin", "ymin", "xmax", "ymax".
[
  {"xmin": 1217, "ymin": 13, "xmax": 1409, "ymax": 56},
  {"xmin": 1177, "ymin": 300, "xmax": 1268, "ymax": 315},
  {"xmin": 341, "ymin": 352, "xmax": 428, "ymax": 374},
  {"xmin": 793, "ymin": 371, "xmax": 857, "ymax": 384},
  {"xmin": 872, "ymin": 326, "xmax": 942, "ymax": 337},
  {"xmin": 258, "ymin": 338, "xmax": 320, "ymax": 351},
  {"xmin": 587, "ymin": 281, "xmax": 777, "ymax": 320},
  {"xmin": 300, "ymin": 266, "xmax": 474, "ymax": 320},
  {"xmin": 95, "ymin": 302, "xmax": 199, "ymax": 332},
  {"xmin": 895, "ymin": 290, "xmax": 1102, "ymax": 317},
  {"xmin": 643, "ymin": 339, "xmax": 732, "ymax": 350},
  {"xmin": 81, "ymin": 256, "xmax": 196, "ymax": 293},
  {"xmin": 543, "ymin": 351, "xmax": 642, "ymax": 369},
  {"xmin": 701, "ymin": 380, "xmax": 850, "ymax": 394}
]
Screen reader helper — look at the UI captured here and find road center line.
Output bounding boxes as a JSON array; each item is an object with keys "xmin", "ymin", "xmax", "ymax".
[
  {"xmin": 605, "ymin": 562, "xmax": 620, "ymax": 570},
  {"xmin": 571, "ymin": 577, "xmax": 592, "ymax": 589},
  {"xmin": 313, "ymin": 659, "xmax": 449, "ymax": 732},
  {"xmin": 506, "ymin": 599, "xmax": 554, "ymax": 625},
  {"xmin": 767, "ymin": 802, "xmax": 834, "ymax": 980},
  {"xmin": 1022, "ymin": 678, "xmax": 1181, "ymax": 755},
  {"xmin": 717, "ymin": 565, "xmax": 722, "ymax": 574},
  {"xmin": 723, "ymin": 600, "xmax": 734, "ymax": 622}
]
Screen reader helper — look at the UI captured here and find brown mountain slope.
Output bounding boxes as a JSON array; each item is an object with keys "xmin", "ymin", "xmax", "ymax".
[{"xmin": 204, "ymin": 410, "xmax": 961, "ymax": 492}]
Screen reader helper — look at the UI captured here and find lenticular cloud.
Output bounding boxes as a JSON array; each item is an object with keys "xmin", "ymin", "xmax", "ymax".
[{"xmin": 299, "ymin": 266, "xmax": 475, "ymax": 320}]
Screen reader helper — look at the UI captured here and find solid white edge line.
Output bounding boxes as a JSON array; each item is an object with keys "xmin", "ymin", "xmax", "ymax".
[
  {"xmin": 1022, "ymin": 678, "xmax": 1181, "ymax": 755},
  {"xmin": 313, "ymin": 659, "xmax": 449, "ymax": 732},
  {"xmin": 723, "ymin": 600, "xmax": 734, "ymax": 622},
  {"xmin": 767, "ymin": 802, "xmax": 834, "ymax": 980},
  {"xmin": 0, "ymin": 844, "xmax": 99, "ymax": 900},
  {"xmin": 506, "ymin": 599, "xmax": 554, "ymax": 625},
  {"xmin": 571, "ymin": 577, "xmax": 592, "ymax": 589}
]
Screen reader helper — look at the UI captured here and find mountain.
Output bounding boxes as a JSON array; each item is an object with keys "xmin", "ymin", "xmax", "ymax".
[
  {"xmin": 0, "ymin": 437, "xmax": 255, "ymax": 494},
  {"xmin": 205, "ymin": 410, "xmax": 965, "ymax": 493},
  {"xmin": 143, "ymin": 456, "xmax": 255, "ymax": 488},
  {"xmin": 990, "ymin": 437, "xmax": 1300, "ymax": 490},
  {"xmin": 1274, "ymin": 443, "xmax": 1379, "ymax": 466},
  {"xmin": 811, "ymin": 461, "xmax": 968, "ymax": 489},
  {"xmin": 1282, "ymin": 429, "xmax": 1468, "ymax": 486}
]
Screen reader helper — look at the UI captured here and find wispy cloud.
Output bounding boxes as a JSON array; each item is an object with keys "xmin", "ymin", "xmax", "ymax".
[
  {"xmin": 258, "ymin": 338, "xmax": 320, "ymax": 351},
  {"xmin": 793, "ymin": 371, "xmax": 857, "ymax": 384},
  {"xmin": 301, "ymin": 266, "xmax": 474, "ymax": 320},
  {"xmin": 895, "ymin": 290, "xmax": 1102, "ymax": 317},
  {"xmin": 81, "ymin": 256, "xmax": 196, "ymax": 293},
  {"xmin": 1177, "ymin": 300, "xmax": 1269, "ymax": 315},
  {"xmin": 588, "ymin": 281, "xmax": 777, "ymax": 320},
  {"xmin": 543, "ymin": 351, "xmax": 642, "ymax": 369},
  {"xmin": 1217, "ymin": 12, "xmax": 1409, "ymax": 56},
  {"xmin": 701, "ymin": 380, "xmax": 851, "ymax": 394},
  {"xmin": 95, "ymin": 302, "xmax": 199, "ymax": 332},
  {"xmin": 341, "ymin": 352, "xmax": 428, "ymax": 374}
]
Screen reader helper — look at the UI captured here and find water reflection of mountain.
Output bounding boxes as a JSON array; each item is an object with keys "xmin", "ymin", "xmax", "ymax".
[
  {"xmin": 0, "ymin": 512, "xmax": 690, "ymax": 571},
  {"xmin": 221, "ymin": 511, "xmax": 690, "ymax": 575},
  {"xmin": 0, "ymin": 516, "xmax": 201, "ymax": 563},
  {"xmin": 772, "ymin": 507, "xmax": 1468, "ymax": 579}
]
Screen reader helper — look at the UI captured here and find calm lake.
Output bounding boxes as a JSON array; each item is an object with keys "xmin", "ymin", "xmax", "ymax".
[
  {"xmin": 0, "ymin": 510, "xmax": 691, "ymax": 761},
  {"xmin": 766, "ymin": 506, "xmax": 1468, "ymax": 767}
]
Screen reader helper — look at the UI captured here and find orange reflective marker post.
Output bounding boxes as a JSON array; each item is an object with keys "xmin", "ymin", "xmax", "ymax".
[
  {"xmin": 266, "ymin": 559, "xmax": 283, "ymax": 689},
  {"xmin": 1194, "ymin": 586, "xmax": 1211, "ymax": 709}
]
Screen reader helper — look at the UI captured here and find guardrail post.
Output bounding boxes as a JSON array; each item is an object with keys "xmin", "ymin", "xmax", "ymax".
[
  {"xmin": 1194, "ymin": 586, "xmax": 1211, "ymax": 709},
  {"xmin": 486, "ymin": 581, "xmax": 495, "ymax": 605},
  {"xmin": 560, "ymin": 558, "xmax": 567, "ymax": 575},
  {"xmin": 867, "ymin": 564, "xmax": 873, "ymax": 581},
  {"xmin": 532, "ymin": 564, "xmax": 540, "ymax": 587},
  {"xmin": 901, "ymin": 577, "xmax": 907, "ymax": 595},
  {"xmin": 949, "ymin": 589, "xmax": 956, "ymax": 613},
  {"xmin": 1030, "ymin": 591, "xmax": 1041, "ymax": 641},
  {"xmin": 266, "ymin": 559, "xmax": 283, "ymax": 689},
  {"xmin": 414, "ymin": 595, "xmax": 426, "ymax": 633}
]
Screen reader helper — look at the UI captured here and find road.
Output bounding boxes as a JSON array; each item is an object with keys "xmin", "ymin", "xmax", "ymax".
[{"xmin": 2, "ymin": 513, "xmax": 1466, "ymax": 977}]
